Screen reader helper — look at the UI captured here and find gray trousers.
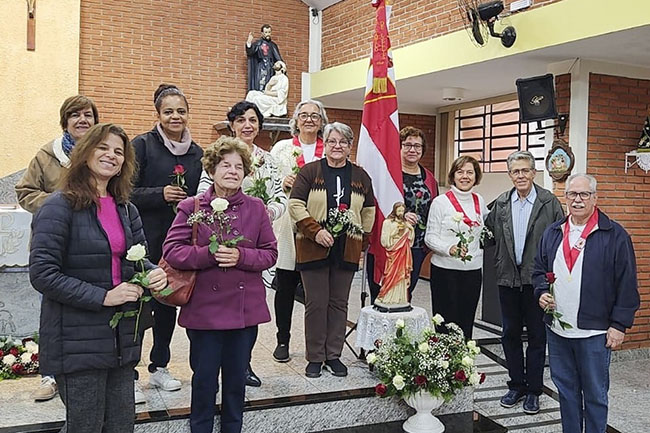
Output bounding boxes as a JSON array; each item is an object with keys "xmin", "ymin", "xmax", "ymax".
[
  {"xmin": 55, "ymin": 363, "xmax": 136, "ymax": 433},
  {"xmin": 300, "ymin": 266, "xmax": 355, "ymax": 362}
]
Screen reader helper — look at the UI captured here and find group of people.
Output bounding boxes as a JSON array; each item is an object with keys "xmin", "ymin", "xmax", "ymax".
[{"xmin": 17, "ymin": 85, "xmax": 640, "ymax": 433}]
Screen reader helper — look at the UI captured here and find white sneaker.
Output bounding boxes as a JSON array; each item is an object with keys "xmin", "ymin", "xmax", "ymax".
[
  {"xmin": 32, "ymin": 376, "xmax": 58, "ymax": 401},
  {"xmin": 134, "ymin": 380, "xmax": 146, "ymax": 405},
  {"xmin": 149, "ymin": 367, "xmax": 182, "ymax": 391}
]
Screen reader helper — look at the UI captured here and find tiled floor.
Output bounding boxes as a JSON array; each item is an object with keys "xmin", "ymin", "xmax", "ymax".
[{"xmin": 1, "ymin": 273, "xmax": 649, "ymax": 432}]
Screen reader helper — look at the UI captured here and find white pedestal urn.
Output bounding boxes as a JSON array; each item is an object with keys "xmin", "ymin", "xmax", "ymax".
[{"xmin": 402, "ymin": 391, "xmax": 445, "ymax": 433}]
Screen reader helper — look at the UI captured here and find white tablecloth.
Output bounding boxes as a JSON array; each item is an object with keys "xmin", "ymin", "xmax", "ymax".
[
  {"xmin": 0, "ymin": 206, "xmax": 32, "ymax": 268},
  {"xmin": 355, "ymin": 305, "xmax": 431, "ymax": 350}
]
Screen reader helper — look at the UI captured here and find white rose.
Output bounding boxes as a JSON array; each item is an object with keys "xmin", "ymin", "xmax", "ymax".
[
  {"xmin": 452, "ymin": 212, "xmax": 464, "ymax": 223},
  {"xmin": 395, "ymin": 319, "xmax": 405, "ymax": 329},
  {"xmin": 472, "ymin": 346, "xmax": 481, "ymax": 355},
  {"xmin": 24, "ymin": 341, "xmax": 38, "ymax": 353},
  {"xmin": 210, "ymin": 197, "xmax": 229, "ymax": 213},
  {"xmin": 441, "ymin": 360, "xmax": 449, "ymax": 369},
  {"xmin": 20, "ymin": 352, "xmax": 32, "ymax": 363},
  {"xmin": 467, "ymin": 340, "xmax": 477, "ymax": 349},
  {"xmin": 469, "ymin": 372, "xmax": 481, "ymax": 385},
  {"xmin": 461, "ymin": 356, "xmax": 474, "ymax": 367},
  {"xmin": 126, "ymin": 244, "xmax": 147, "ymax": 262},
  {"xmin": 392, "ymin": 375, "xmax": 405, "ymax": 390},
  {"xmin": 418, "ymin": 342, "xmax": 429, "ymax": 353},
  {"xmin": 2, "ymin": 354, "xmax": 16, "ymax": 366},
  {"xmin": 432, "ymin": 314, "xmax": 445, "ymax": 326},
  {"xmin": 366, "ymin": 353, "xmax": 377, "ymax": 364}
]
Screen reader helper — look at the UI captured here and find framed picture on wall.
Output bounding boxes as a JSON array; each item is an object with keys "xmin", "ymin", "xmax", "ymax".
[{"xmin": 545, "ymin": 138, "xmax": 574, "ymax": 182}]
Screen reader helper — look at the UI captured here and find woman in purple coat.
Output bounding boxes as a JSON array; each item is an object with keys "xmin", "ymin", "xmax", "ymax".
[{"xmin": 162, "ymin": 136, "xmax": 277, "ymax": 433}]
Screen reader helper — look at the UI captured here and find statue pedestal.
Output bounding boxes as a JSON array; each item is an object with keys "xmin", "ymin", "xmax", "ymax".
[
  {"xmin": 355, "ymin": 305, "xmax": 430, "ymax": 350},
  {"xmin": 0, "ymin": 206, "xmax": 39, "ymax": 338}
]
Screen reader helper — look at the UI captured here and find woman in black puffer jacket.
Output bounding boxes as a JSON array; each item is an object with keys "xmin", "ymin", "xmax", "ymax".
[{"xmin": 29, "ymin": 123, "xmax": 168, "ymax": 433}]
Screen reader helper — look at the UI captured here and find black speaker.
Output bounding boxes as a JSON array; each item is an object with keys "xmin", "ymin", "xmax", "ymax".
[{"xmin": 516, "ymin": 74, "xmax": 558, "ymax": 123}]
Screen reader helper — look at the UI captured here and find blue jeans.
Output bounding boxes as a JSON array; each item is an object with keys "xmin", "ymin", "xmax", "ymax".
[{"xmin": 547, "ymin": 329, "xmax": 611, "ymax": 433}]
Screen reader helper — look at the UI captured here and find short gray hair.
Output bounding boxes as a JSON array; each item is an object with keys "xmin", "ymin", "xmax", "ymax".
[
  {"xmin": 289, "ymin": 100, "xmax": 329, "ymax": 136},
  {"xmin": 323, "ymin": 122, "xmax": 354, "ymax": 144},
  {"xmin": 506, "ymin": 150, "xmax": 536, "ymax": 172},
  {"xmin": 565, "ymin": 173, "xmax": 598, "ymax": 193}
]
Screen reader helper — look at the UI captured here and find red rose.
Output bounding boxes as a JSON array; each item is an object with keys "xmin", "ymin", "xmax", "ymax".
[
  {"xmin": 338, "ymin": 203, "xmax": 348, "ymax": 211},
  {"xmin": 454, "ymin": 370, "xmax": 467, "ymax": 382},
  {"xmin": 12, "ymin": 364, "xmax": 24, "ymax": 374},
  {"xmin": 375, "ymin": 383, "xmax": 387, "ymax": 396},
  {"xmin": 479, "ymin": 372, "xmax": 486, "ymax": 384},
  {"xmin": 172, "ymin": 164, "xmax": 185, "ymax": 175},
  {"xmin": 416, "ymin": 191, "xmax": 423, "ymax": 199},
  {"xmin": 31, "ymin": 353, "xmax": 39, "ymax": 362},
  {"xmin": 0, "ymin": 350, "xmax": 4, "ymax": 358},
  {"xmin": 414, "ymin": 375, "xmax": 427, "ymax": 386},
  {"xmin": 546, "ymin": 272, "xmax": 556, "ymax": 284},
  {"xmin": 374, "ymin": 339, "xmax": 383, "ymax": 348},
  {"xmin": 429, "ymin": 336, "xmax": 439, "ymax": 344},
  {"xmin": 9, "ymin": 347, "xmax": 19, "ymax": 357}
]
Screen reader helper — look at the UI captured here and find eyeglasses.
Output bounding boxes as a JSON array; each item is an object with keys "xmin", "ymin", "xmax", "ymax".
[
  {"xmin": 402, "ymin": 144, "xmax": 423, "ymax": 151},
  {"xmin": 509, "ymin": 168, "xmax": 534, "ymax": 177},
  {"xmin": 325, "ymin": 139, "xmax": 351, "ymax": 147},
  {"xmin": 297, "ymin": 112, "xmax": 322, "ymax": 122},
  {"xmin": 565, "ymin": 191, "xmax": 594, "ymax": 200}
]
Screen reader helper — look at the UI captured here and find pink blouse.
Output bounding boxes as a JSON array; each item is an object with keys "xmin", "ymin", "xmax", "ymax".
[{"xmin": 97, "ymin": 196, "xmax": 126, "ymax": 286}]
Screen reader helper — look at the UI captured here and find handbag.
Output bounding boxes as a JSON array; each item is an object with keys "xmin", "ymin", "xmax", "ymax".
[{"xmin": 154, "ymin": 197, "xmax": 200, "ymax": 307}]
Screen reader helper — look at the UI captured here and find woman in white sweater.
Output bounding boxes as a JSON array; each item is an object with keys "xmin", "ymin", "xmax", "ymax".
[{"xmin": 424, "ymin": 156, "xmax": 488, "ymax": 339}]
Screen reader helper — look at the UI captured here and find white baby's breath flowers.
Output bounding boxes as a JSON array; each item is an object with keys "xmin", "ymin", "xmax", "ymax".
[
  {"xmin": 432, "ymin": 314, "xmax": 445, "ymax": 326},
  {"xmin": 2, "ymin": 354, "xmax": 16, "ymax": 366},
  {"xmin": 395, "ymin": 319, "xmax": 405, "ymax": 329},
  {"xmin": 210, "ymin": 197, "xmax": 229, "ymax": 213},
  {"xmin": 461, "ymin": 356, "xmax": 474, "ymax": 367},
  {"xmin": 418, "ymin": 342, "xmax": 429, "ymax": 353},
  {"xmin": 366, "ymin": 353, "xmax": 377, "ymax": 364},
  {"xmin": 126, "ymin": 244, "xmax": 146, "ymax": 262},
  {"xmin": 392, "ymin": 375, "xmax": 405, "ymax": 390},
  {"xmin": 452, "ymin": 212, "xmax": 464, "ymax": 223}
]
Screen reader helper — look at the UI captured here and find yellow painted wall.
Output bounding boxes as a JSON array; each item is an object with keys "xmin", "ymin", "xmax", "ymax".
[{"xmin": 0, "ymin": 0, "xmax": 80, "ymax": 177}]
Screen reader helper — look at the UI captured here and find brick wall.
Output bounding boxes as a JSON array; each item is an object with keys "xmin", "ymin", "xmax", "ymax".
[
  {"xmin": 325, "ymin": 108, "xmax": 437, "ymax": 174},
  {"xmin": 587, "ymin": 73, "xmax": 650, "ymax": 349},
  {"xmin": 78, "ymin": 0, "xmax": 309, "ymax": 147},
  {"xmin": 322, "ymin": 0, "xmax": 565, "ymax": 69}
]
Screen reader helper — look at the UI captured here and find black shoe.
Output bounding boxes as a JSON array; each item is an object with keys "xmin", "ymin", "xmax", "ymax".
[
  {"xmin": 272, "ymin": 343, "xmax": 290, "ymax": 362},
  {"xmin": 245, "ymin": 365, "xmax": 261, "ymax": 387},
  {"xmin": 305, "ymin": 362, "xmax": 322, "ymax": 378},
  {"xmin": 523, "ymin": 394, "xmax": 540, "ymax": 414},
  {"xmin": 324, "ymin": 359, "xmax": 348, "ymax": 377},
  {"xmin": 500, "ymin": 389, "xmax": 526, "ymax": 408}
]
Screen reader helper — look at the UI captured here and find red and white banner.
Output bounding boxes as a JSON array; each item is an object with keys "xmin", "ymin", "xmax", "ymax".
[{"xmin": 356, "ymin": 0, "xmax": 403, "ymax": 284}]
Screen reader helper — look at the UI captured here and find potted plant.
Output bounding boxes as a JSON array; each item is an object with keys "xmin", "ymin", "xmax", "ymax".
[{"xmin": 367, "ymin": 315, "xmax": 484, "ymax": 433}]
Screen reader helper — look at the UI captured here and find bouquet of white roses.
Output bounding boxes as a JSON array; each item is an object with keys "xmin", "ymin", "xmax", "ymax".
[{"xmin": 368, "ymin": 315, "xmax": 484, "ymax": 401}]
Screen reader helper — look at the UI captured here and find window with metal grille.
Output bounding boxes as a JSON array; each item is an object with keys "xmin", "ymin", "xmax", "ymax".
[{"xmin": 454, "ymin": 99, "xmax": 545, "ymax": 173}]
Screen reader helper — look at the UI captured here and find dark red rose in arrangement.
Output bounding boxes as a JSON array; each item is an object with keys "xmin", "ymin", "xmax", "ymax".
[
  {"xmin": 546, "ymin": 272, "xmax": 556, "ymax": 284},
  {"xmin": 454, "ymin": 370, "xmax": 467, "ymax": 382},
  {"xmin": 374, "ymin": 339, "xmax": 383, "ymax": 348},
  {"xmin": 375, "ymin": 383, "xmax": 387, "ymax": 396},
  {"xmin": 338, "ymin": 203, "xmax": 348, "ymax": 211},
  {"xmin": 428, "ymin": 336, "xmax": 439, "ymax": 344},
  {"xmin": 0, "ymin": 350, "xmax": 4, "ymax": 358},
  {"xmin": 11, "ymin": 364, "xmax": 24, "ymax": 374},
  {"xmin": 479, "ymin": 372, "xmax": 486, "ymax": 384},
  {"xmin": 9, "ymin": 347, "xmax": 19, "ymax": 357},
  {"xmin": 31, "ymin": 353, "xmax": 39, "ymax": 362},
  {"xmin": 172, "ymin": 164, "xmax": 185, "ymax": 175},
  {"xmin": 414, "ymin": 375, "xmax": 427, "ymax": 386}
]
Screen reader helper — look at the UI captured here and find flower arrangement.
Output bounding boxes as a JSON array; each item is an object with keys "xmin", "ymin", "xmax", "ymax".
[
  {"xmin": 449, "ymin": 212, "xmax": 475, "ymax": 263},
  {"xmin": 244, "ymin": 154, "xmax": 281, "ymax": 205},
  {"xmin": 544, "ymin": 272, "xmax": 572, "ymax": 330},
  {"xmin": 479, "ymin": 226, "xmax": 494, "ymax": 249},
  {"xmin": 368, "ymin": 315, "xmax": 485, "ymax": 401},
  {"xmin": 186, "ymin": 197, "xmax": 246, "ymax": 255},
  {"xmin": 109, "ymin": 244, "xmax": 173, "ymax": 340},
  {"xmin": 170, "ymin": 164, "xmax": 187, "ymax": 214},
  {"xmin": 325, "ymin": 204, "xmax": 363, "ymax": 238},
  {"xmin": 0, "ymin": 335, "xmax": 39, "ymax": 380}
]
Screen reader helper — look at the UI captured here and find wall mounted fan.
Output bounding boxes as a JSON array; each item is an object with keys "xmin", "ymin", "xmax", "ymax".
[{"xmin": 458, "ymin": 0, "xmax": 516, "ymax": 48}]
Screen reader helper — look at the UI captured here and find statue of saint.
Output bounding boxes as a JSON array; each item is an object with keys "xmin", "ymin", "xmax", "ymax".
[
  {"xmin": 374, "ymin": 202, "xmax": 414, "ymax": 312},
  {"xmin": 246, "ymin": 24, "xmax": 284, "ymax": 92},
  {"xmin": 246, "ymin": 61, "xmax": 289, "ymax": 117}
]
